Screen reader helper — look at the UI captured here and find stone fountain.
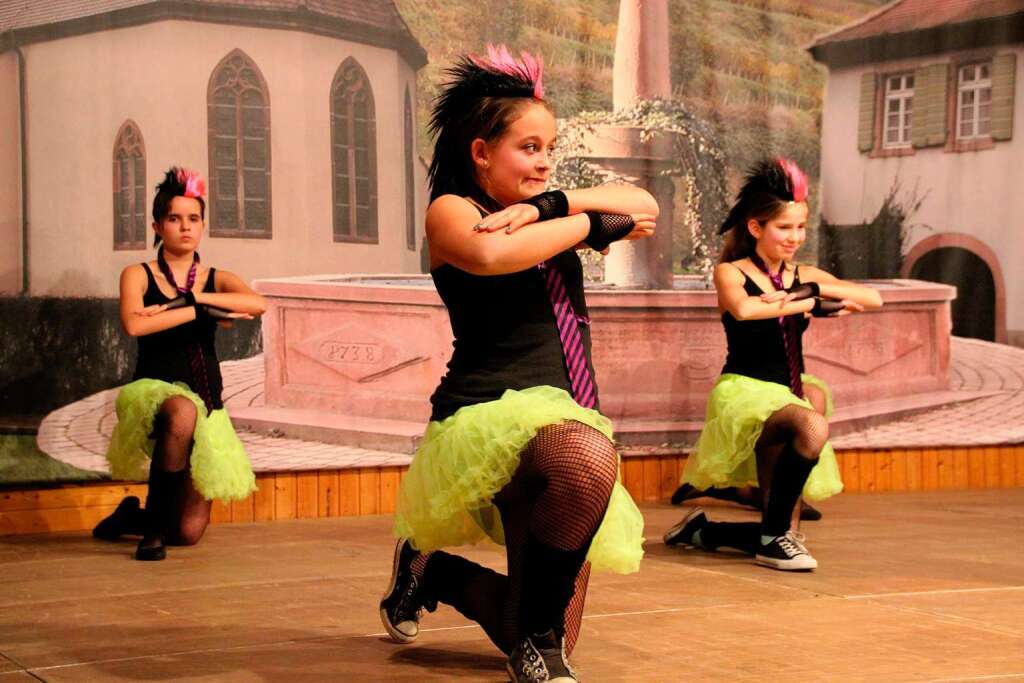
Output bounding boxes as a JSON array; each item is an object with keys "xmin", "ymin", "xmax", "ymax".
[{"xmin": 231, "ymin": 0, "xmax": 957, "ymax": 452}]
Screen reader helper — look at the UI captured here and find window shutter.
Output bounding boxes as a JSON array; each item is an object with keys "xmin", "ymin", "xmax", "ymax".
[
  {"xmin": 912, "ymin": 63, "xmax": 948, "ymax": 148},
  {"xmin": 858, "ymin": 72, "xmax": 876, "ymax": 152},
  {"xmin": 991, "ymin": 53, "xmax": 1016, "ymax": 141}
]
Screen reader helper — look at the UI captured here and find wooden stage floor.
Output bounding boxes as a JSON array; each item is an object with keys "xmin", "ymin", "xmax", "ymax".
[{"xmin": 2, "ymin": 490, "xmax": 1023, "ymax": 682}]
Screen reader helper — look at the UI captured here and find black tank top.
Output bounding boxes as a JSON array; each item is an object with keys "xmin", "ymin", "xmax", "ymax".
[
  {"xmin": 133, "ymin": 263, "xmax": 224, "ymax": 410},
  {"xmin": 429, "ymin": 248, "xmax": 597, "ymax": 421},
  {"xmin": 720, "ymin": 265, "xmax": 810, "ymax": 387}
]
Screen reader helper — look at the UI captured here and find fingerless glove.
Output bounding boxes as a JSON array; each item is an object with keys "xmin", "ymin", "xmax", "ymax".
[
  {"xmin": 811, "ymin": 298, "xmax": 845, "ymax": 317},
  {"xmin": 519, "ymin": 190, "xmax": 569, "ymax": 222},
  {"xmin": 583, "ymin": 212, "xmax": 635, "ymax": 252}
]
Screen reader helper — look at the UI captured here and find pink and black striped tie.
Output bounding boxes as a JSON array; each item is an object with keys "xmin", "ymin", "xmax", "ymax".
[
  {"xmin": 539, "ymin": 259, "xmax": 596, "ymax": 409},
  {"xmin": 752, "ymin": 255, "xmax": 804, "ymax": 399}
]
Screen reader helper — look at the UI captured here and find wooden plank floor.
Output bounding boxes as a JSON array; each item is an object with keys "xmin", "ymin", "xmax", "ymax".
[
  {"xmin": 3, "ymin": 446, "xmax": 1024, "ymax": 536},
  {"xmin": 0, "ymin": 491, "xmax": 1022, "ymax": 681}
]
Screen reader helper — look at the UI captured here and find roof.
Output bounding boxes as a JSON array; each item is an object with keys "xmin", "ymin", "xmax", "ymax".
[
  {"xmin": 809, "ymin": 0, "xmax": 1024, "ymax": 67},
  {"xmin": 0, "ymin": 0, "xmax": 427, "ymax": 69}
]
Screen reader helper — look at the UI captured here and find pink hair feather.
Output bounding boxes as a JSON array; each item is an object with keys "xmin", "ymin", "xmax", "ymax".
[
  {"xmin": 175, "ymin": 167, "xmax": 207, "ymax": 199},
  {"xmin": 470, "ymin": 43, "xmax": 545, "ymax": 99},
  {"xmin": 777, "ymin": 157, "xmax": 807, "ymax": 203}
]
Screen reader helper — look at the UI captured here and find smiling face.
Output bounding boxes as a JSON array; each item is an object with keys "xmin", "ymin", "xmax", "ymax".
[
  {"xmin": 153, "ymin": 196, "xmax": 204, "ymax": 254},
  {"xmin": 471, "ymin": 101, "xmax": 556, "ymax": 206},
  {"xmin": 748, "ymin": 201, "xmax": 809, "ymax": 264}
]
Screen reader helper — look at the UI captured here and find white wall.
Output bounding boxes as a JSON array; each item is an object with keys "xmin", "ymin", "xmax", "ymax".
[
  {"xmin": 819, "ymin": 45, "xmax": 1024, "ymax": 335},
  {"xmin": 23, "ymin": 19, "xmax": 425, "ymax": 297}
]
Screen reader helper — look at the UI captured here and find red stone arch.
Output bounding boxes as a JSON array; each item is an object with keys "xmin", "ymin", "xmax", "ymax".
[{"xmin": 902, "ymin": 233, "xmax": 1006, "ymax": 343}]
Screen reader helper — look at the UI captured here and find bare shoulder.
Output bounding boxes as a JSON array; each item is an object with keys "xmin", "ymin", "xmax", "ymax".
[
  {"xmin": 714, "ymin": 261, "xmax": 745, "ymax": 286},
  {"xmin": 426, "ymin": 195, "xmax": 482, "ymax": 232},
  {"xmin": 120, "ymin": 263, "xmax": 147, "ymax": 283}
]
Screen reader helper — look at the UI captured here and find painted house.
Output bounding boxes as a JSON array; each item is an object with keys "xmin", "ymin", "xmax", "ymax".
[
  {"xmin": 0, "ymin": 0, "xmax": 428, "ymax": 297},
  {"xmin": 810, "ymin": 0, "xmax": 1023, "ymax": 345}
]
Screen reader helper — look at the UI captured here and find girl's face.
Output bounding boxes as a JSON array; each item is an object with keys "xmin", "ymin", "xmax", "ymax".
[
  {"xmin": 154, "ymin": 196, "xmax": 204, "ymax": 254},
  {"xmin": 472, "ymin": 102, "xmax": 556, "ymax": 206},
  {"xmin": 749, "ymin": 201, "xmax": 809, "ymax": 263}
]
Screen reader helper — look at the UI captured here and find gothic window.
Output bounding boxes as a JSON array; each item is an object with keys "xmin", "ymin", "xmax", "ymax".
[
  {"xmin": 331, "ymin": 58, "xmax": 378, "ymax": 243},
  {"xmin": 113, "ymin": 120, "xmax": 147, "ymax": 250},
  {"xmin": 207, "ymin": 49, "xmax": 272, "ymax": 237}
]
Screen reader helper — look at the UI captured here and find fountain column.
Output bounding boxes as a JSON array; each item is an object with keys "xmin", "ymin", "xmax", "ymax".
[{"xmin": 592, "ymin": 0, "xmax": 676, "ymax": 289}]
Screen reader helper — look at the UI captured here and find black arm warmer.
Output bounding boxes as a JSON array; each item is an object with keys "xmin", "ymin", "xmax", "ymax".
[
  {"xmin": 519, "ymin": 190, "xmax": 569, "ymax": 222},
  {"xmin": 785, "ymin": 282, "xmax": 820, "ymax": 301},
  {"xmin": 198, "ymin": 305, "xmax": 234, "ymax": 321},
  {"xmin": 811, "ymin": 298, "xmax": 846, "ymax": 317},
  {"xmin": 583, "ymin": 212, "xmax": 635, "ymax": 252},
  {"xmin": 164, "ymin": 292, "xmax": 196, "ymax": 310}
]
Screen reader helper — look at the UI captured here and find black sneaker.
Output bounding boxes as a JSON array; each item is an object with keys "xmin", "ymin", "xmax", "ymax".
[
  {"xmin": 379, "ymin": 538, "xmax": 435, "ymax": 643},
  {"xmin": 507, "ymin": 629, "xmax": 577, "ymax": 683},
  {"xmin": 755, "ymin": 531, "xmax": 817, "ymax": 571},
  {"xmin": 663, "ymin": 507, "xmax": 708, "ymax": 548}
]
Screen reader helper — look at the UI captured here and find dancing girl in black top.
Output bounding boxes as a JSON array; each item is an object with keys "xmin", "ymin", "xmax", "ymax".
[
  {"xmin": 664, "ymin": 158, "xmax": 882, "ymax": 571},
  {"xmin": 379, "ymin": 46, "xmax": 657, "ymax": 682},
  {"xmin": 93, "ymin": 168, "xmax": 265, "ymax": 561}
]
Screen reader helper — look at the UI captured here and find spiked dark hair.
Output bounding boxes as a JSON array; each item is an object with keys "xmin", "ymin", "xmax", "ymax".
[
  {"xmin": 152, "ymin": 167, "xmax": 206, "ymax": 246},
  {"xmin": 719, "ymin": 157, "xmax": 809, "ymax": 263},
  {"xmin": 427, "ymin": 47, "xmax": 549, "ymax": 207}
]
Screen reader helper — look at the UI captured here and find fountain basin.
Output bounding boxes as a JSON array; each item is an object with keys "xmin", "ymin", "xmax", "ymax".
[{"xmin": 232, "ymin": 275, "xmax": 955, "ymax": 451}]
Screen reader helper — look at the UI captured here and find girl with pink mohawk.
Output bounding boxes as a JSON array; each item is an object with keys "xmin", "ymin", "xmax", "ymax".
[
  {"xmin": 663, "ymin": 158, "xmax": 882, "ymax": 571},
  {"xmin": 380, "ymin": 46, "xmax": 656, "ymax": 682},
  {"xmin": 93, "ymin": 167, "xmax": 265, "ymax": 561}
]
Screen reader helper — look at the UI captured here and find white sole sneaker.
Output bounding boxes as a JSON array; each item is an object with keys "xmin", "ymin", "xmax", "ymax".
[{"xmin": 754, "ymin": 553, "xmax": 818, "ymax": 571}]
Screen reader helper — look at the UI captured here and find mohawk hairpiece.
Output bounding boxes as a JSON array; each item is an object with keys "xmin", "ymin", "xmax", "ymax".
[
  {"xmin": 468, "ymin": 44, "xmax": 544, "ymax": 99},
  {"xmin": 427, "ymin": 44, "xmax": 546, "ymax": 201},
  {"xmin": 174, "ymin": 167, "xmax": 206, "ymax": 199},
  {"xmin": 777, "ymin": 157, "xmax": 808, "ymax": 203},
  {"xmin": 717, "ymin": 157, "xmax": 809, "ymax": 234}
]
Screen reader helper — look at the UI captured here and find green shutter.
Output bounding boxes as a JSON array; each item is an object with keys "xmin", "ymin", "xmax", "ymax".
[
  {"xmin": 858, "ymin": 72, "xmax": 876, "ymax": 152},
  {"xmin": 991, "ymin": 53, "xmax": 1016, "ymax": 141},
  {"xmin": 912, "ymin": 63, "xmax": 948, "ymax": 148}
]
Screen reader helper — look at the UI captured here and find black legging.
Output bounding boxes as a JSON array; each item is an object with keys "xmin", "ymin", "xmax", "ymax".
[{"xmin": 699, "ymin": 403, "xmax": 827, "ymax": 553}]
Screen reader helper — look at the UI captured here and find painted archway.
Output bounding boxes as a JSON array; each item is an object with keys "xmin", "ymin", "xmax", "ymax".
[{"xmin": 902, "ymin": 233, "xmax": 1006, "ymax": 343}]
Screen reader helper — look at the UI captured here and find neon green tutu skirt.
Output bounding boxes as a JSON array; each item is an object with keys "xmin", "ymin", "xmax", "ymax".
[
  {"xmin": 681, "ymin": 373, "xmax": 843, "ymax": 501},
  {"xmin": 105, "ymin": 379, "xmax": 257, "ymax": 501},
  {"xmin": 393, "ymin": 386, "xmax": 645, "ymax": 574}
]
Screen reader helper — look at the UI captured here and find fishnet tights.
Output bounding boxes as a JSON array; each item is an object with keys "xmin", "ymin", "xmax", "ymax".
[
  {"xmin": 415, "ymin": 421, "xmax": 617, "ymax": 655},
  {"xmin": 757, "ymin": 404, "xmax": 829, "ymax": 463},
  {"xmin": 142, "ymin": 396, "xmax": 212, "ymax": 547}
]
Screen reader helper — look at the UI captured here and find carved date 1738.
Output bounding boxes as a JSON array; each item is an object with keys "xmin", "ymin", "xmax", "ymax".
[{"xmin": 319, "ymin": 341, "xmax": 381, "ymax": 365}]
